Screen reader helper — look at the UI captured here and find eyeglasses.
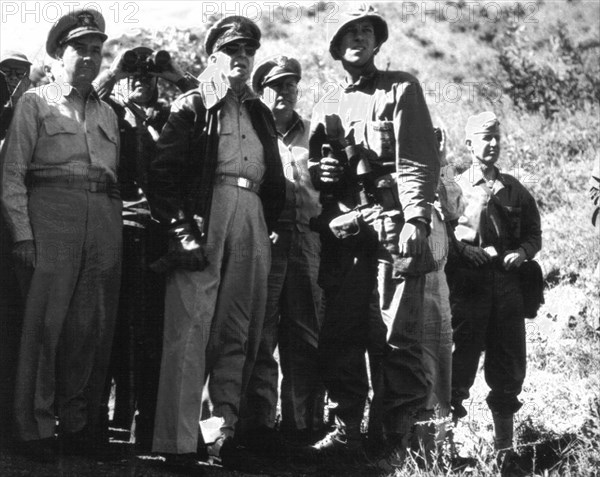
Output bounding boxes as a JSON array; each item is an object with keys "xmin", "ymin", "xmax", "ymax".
[
  {"xmin": 219, "ymin": 43, "xmax": 257, "ymax": 57},
  {"xmin": 0, "ymin": 67, "xmax": 29, "ymax": 79}
]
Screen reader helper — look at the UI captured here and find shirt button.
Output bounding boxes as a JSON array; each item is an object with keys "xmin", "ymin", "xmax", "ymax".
[
  {"xmin": 242, "ymin": 135, "xmax": 246, "ymax": 139},
  {"xmin": 244, "ymin": 156, "xmax": 248, "ymax": 161}
]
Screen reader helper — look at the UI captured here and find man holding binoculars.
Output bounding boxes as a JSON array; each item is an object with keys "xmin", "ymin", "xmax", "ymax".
[{"xmin": 94, "ymin": 46, "xmax": 198, "ymax": 452}]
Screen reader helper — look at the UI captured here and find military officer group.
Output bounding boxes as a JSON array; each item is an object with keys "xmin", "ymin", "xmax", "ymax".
[{"xmin": 0, "ymin": 3, "xmax": 542, "ymax": 475}]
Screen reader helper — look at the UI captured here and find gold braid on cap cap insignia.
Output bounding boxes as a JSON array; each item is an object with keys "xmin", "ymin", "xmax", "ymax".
[{"xmin": 77, "ymin": 12, "xmax": 97, "ymax": 28}]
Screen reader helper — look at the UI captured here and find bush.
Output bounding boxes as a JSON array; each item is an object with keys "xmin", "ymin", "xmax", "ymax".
[{"xmin": 497, "ymin": 20, "xmax": 600, "ymax": 118}]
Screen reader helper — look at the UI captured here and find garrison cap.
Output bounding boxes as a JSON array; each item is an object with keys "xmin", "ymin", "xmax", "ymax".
[
  {"xmin": 46, "ymin": 9, "xmax": 107, "ymax": 59},
  {"xmin": 0, "ymin": 51, "xmax": 32, "ymax": 67},
  {"xmin": 465, "ymin": 111, "xmax": 500, "ymax": 141},
  {"xmin": 252, "ymin": 56, "xmax": 301, "ymax": 93},
  {"xmin": 329, "ymin": 3, "xmax": 389, "ymax": 61},
  {"xmin": 204, "ymin": 16, "xmax": 261, "ymax": 56}
]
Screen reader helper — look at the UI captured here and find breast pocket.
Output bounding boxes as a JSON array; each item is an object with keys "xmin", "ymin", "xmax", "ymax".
[
  {"xmin": 36, "ymin": 116, "xmax": 81, "ymax": 164},
  {"xmin": 44, "ymin": 116, "xmax": 79, "ymax": 136},
  {"xmin": 98, "ymin": 122, "xmax": 118, "ymax": 145},
  {"xmin": 367, "ymin": 120, "xmax": 395, "ymax": 164}
]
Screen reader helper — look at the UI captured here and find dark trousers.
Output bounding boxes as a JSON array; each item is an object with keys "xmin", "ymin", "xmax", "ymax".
[
  {"xmin": 103, "ymin": 224, "xmax": 165, "ymax": 447},
  {"xmin": 0, "ymin": 215, "xmax": 25, "ymax": 446},
  {"xmin": 449, "ymin": 265, "xmax": 526, "ymax": 416},
  {"xmin": 317, "ymin": 231, "xmax": 378, "ymax": 429}
]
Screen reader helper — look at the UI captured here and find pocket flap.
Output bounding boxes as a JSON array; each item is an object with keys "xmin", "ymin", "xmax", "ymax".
[
  {"xmin": 98, "ymin": 122, "xmax": 118, "ymax": 144},
  {"xmin": 43, "ymin": 117, "xmax": 79, "ymax": 135}
]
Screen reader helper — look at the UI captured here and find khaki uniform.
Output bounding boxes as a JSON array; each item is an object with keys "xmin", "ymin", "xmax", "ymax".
[{"xmin": 0, "ymin": 80, "xmax": 122, "ymax": 440}]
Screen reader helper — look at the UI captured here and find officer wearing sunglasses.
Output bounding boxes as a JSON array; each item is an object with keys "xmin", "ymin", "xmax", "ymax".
[{"xmin": 148, "ymin": 15, "xmax": 285, "ymax": 471}]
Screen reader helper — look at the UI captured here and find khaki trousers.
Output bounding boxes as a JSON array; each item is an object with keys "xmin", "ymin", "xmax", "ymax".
[
  {"xmin": 14, "ymin": 187, "xmax": 122, "ymax": 441},
  {"xmin": 153, "ymin": 185, "xmax": 270, "ymax": 454}
]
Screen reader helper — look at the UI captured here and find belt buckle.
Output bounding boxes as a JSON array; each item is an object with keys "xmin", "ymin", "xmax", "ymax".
[{"xmin": 238, "ymin": 177, "xmax": 251, "ymax": 190}]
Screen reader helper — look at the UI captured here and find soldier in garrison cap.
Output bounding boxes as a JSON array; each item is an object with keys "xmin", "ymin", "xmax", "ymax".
[
  {"xmin": 148, "ymin": 15, "xmax": 285, "ymax": 470},
  {"xmin": 447, "ymin": 111, "xmax": 541, "ymax": 471},
  {"xmin": 307, "ymin": 3, "xmax": 440, "ymax": 467},
  {"xmin": 1, "ymin": 8, "xmax": 121, "ymax": 461},
  {"xmin": 236, "ymin": 56, "xmax": 325, "ymax": 451}
]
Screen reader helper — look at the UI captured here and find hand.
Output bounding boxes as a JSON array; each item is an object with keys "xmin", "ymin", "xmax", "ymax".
[
  {"xmin": 168, "ymin": 225, "xmax": 209, "ymax": 271},
  {"xmin": 319, "ymin": 157, "xmax": 344, "ymax": 183},
  {"xmin": 460, "ymin": 243, "xmax": 492, "ymax": 267},
  {"xmin": 269, "ymin": 231, "xmax": 279, "ymax": 244},
  {"xmin": 503, "ymin": 248, "xmax": 526, "ymax": 270},
  {"xmin": 12, "ymin": 240, "xmax": 36, "ymax": 268},
  {"xmin": 109, "ymin": 50, "xmax": 134, "ymax": 81},
  {"xmin": 398, "ymin": 221, "xmax": 427, "ymax": 257},
  {"xmin": 154, "ymin": 60, "xmax": 186, "ymax": 84}
]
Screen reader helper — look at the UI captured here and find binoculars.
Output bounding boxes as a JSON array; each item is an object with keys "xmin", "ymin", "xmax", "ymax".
[{"xmin": 122, "ymin": 50, "xmax": 171, "ymax": 76}]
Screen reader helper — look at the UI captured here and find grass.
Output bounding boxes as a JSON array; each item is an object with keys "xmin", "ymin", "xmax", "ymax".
[{"xmin": 3, "ymin": 1, "xmax": 598, "ymax": 476}]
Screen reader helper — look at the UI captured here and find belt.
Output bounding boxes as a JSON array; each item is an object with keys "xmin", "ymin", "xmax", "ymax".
[
  {"xmin": 215, "ymin": 174, "xmax": 260, "ymax": 194},
  {"xmin": 27, "ymin": 176, "xmax": 120, "ymax": 196}
]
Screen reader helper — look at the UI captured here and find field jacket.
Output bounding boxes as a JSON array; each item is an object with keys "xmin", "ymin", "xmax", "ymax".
[{"xmin": 147, "ymin": 85, "xmax": 285, "ymax": 237}]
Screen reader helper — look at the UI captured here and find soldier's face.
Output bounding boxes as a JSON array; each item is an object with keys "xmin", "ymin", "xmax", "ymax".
[
  {"xmin": 469, "ymin": 133, "xmax": 501, "ymax": 166},
  {"xmin": 213, "ymin": 41, "xmax": 256, "ymax": 86},
  {"xmin": 338, "ymin": 20, "xmax": 377, "ymax": 67},
  {"xmin": 127, "ymin": 75, "xmax": 157, "ymax": 105},
  {"xmin": 261, "ymin": 77, "xmax": 298, "ymax": 114},
  {"xmin": 0, "ymin": 60, "xmax": 30, "ymax": 91},
  {"xmin": 60, "ymin": 35, "xmax": 103, "ymax": 87}
]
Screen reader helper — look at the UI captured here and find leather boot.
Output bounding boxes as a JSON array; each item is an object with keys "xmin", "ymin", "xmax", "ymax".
[
  {"xmin": 410, "ymin": 409, "xmax": 437, "ymax": 468},
  {"xmin": 492, "ymin": 412, "xmax": 514, "ymax": 451}
]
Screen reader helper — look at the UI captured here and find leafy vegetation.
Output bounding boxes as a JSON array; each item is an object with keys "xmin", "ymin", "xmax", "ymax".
[
  {"xmin": 103, "ymin": 2, "xmax": 599, "ymax": 475},
  {"xmin": 4, "ymin": 1, "xmax": 595, "ymax": 476}
]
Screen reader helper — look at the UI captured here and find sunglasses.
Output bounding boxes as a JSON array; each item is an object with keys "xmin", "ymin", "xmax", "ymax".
[
  {"xmin": 219, "ymin": 43, "xmax": 257, "ymax": 57},
  {"xmin": 0, "ymin": 67, "xmax": 29, "ymax": 79}
]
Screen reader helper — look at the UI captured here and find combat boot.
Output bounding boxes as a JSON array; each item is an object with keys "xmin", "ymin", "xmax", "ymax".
[
  {"xmin": 375, "ymin": 432, "xmax": 410, "ymax": 473},
  {"xmin": 311, "ymin": 418, "xmax": 364, "ymax": 461},
  {"xmin": 410, "ymin": 409, "xmax": 437, "ymax": 468},
  {"xmin": 492, "ymin": 412, "xmax": 527, "ymax": 476}
]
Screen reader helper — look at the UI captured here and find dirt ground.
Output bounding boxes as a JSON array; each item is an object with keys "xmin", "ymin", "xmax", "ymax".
[{"xmin": 0, "ymin": 430, "xmax": 378, "ymax": 477}]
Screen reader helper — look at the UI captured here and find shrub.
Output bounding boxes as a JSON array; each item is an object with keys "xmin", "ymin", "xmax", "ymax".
[{"xmin": 497, "ymin": 20, "xmax": 600, "ymax": 118}]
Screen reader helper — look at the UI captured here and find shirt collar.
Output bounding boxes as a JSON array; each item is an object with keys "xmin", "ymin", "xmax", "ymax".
[
  {"xmin": 469, "ymin": 164, "xmax": 508, "ymax": 192},
  {"xmin": 54, "ymin": 75, "xmax": 100, "ymax": 101},
  {"xmin": 280, "ymin": 111, "xmax": 304, "ymax": 143},
  {"xmin": 341, "ymin": 66, "xmax": 379, "ymax": 93}
]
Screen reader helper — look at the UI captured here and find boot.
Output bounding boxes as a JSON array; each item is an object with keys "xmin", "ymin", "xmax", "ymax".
[
  {"xmin": 410, "ymin": 409, "xmax": 437, "ymax": 468},
  {"xmin": 492, "ymin": 412, "xmax": 513, "ymax": 452},
  {"xmin": 376, "ymin": 432, "xmax": 409, "ymax": 473},
  {"xmin": 311, "ymin": 417, "xmax": 364, "ymax": 460},
  {"xmin": 492, "ymin": 412, "xmax": 528, "ymax": 476}
]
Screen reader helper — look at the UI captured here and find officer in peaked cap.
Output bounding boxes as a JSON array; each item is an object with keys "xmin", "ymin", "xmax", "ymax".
[
  {"xmin": 204, "ymin": 15, "xmax": 261, "ymax": 56},
  {"xmin": 149, "ymin": 14, "xmax": 285, "ymax": 470},
  {"xmin": 2, "ymin": 4, "xmax": 121, "ymax": 461},
  {"xmin": 251, "ymin": 55, "xmax": 301, "ymax": 94},
  {"xmin": 46, "ymin": 8, "xmax": 108, "ymax": 59},
  {"xmin": 238, "ymin": 55, "xmax": 325, "ymax": 450}
]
